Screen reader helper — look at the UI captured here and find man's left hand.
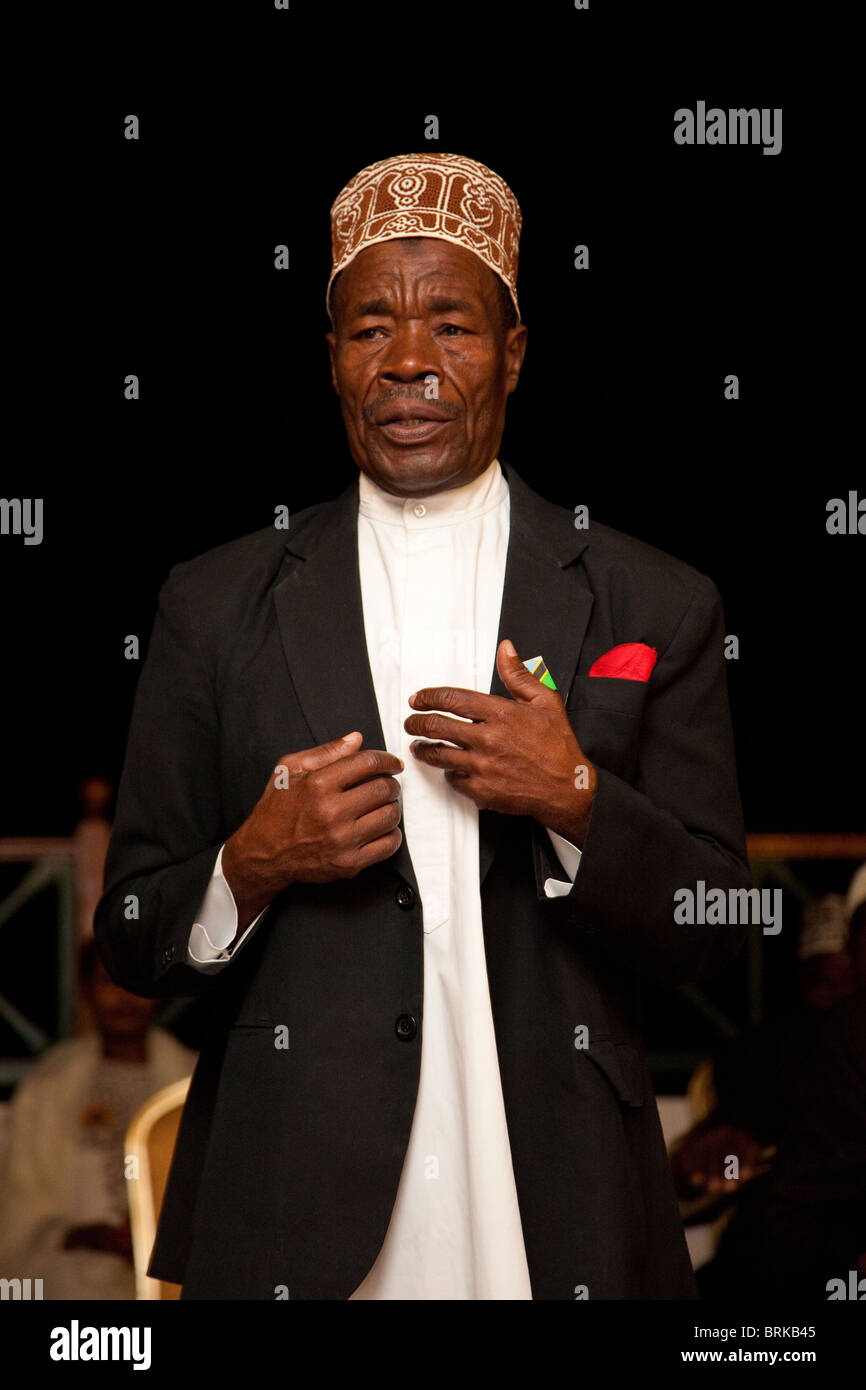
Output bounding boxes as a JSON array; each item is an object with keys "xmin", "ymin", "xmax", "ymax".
[{"xmin": 404, "ymin": 639, "xmax": 597, "ymax": 848}]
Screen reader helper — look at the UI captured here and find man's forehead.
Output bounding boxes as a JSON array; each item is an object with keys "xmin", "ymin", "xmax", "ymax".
[{"xmin": 339, "ymin": 239, "xmax": 498, "ymax": 306}]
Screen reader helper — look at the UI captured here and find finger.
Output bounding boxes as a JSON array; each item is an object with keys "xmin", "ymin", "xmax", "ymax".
[
  {"xmin": 407, "ymin": 685, "xmax": 504, "ymax": 721},
  {"xmin": 287, "ymin": 731, "xmax": 363, "ymax": 775},
  {"xmin": 443, "ymin": 769, "xmax": 475, "ymax": 799},
  {"xmin": 327, "ymin": 747, "xmax": 404, "ymax": 791},
  {"xmin": 409, "ymin": 741, "xmax": 475, "ymax": 773},
  {"xmin": 495, "ymin": 639, "xmax": 557, "ymax": 704},
  {"xmin": 403, "ymin": 712, "xmax": 485, "ymax": 748},
  {"xmin": 344, "ymin": 773, "xmax": 403, "ymax": 819},
  {"xmin": 351, "ymin": 825, "xmax": 403, "ymax": 869},
  {"xmin": 353, "ymin": 798, "xmax": 404, "ymax": 846}
]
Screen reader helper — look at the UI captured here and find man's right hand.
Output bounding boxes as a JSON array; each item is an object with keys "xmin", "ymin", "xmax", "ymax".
[{"xmin": 221, "ymin": 732, "xmax": 404, "ymax": 934}]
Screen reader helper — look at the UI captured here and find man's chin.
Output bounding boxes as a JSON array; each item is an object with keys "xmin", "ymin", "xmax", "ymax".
[{"xmin": 361, "ymin": 447, "xmax": 468, "ymax": 497}]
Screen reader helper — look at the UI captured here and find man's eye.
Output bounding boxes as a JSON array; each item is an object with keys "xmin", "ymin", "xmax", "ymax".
[
  {"xmin": 440, "ymin": 324, "xmax": 465, "ymax": 336},
  {"xmin": 358, "ymin": 327, "xmax": 386, "ymax": 339}
]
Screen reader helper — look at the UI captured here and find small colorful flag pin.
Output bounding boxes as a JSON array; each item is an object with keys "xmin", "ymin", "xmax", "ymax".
[{"xmin": 523, "ymin": 655, "xmax": 557, "ymax": 690}]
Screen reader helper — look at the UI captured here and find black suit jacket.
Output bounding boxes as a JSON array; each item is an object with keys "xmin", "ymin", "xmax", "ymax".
[{"xmin": 94, "ymin": 459, "xmax": 751, "ymax": 1299}]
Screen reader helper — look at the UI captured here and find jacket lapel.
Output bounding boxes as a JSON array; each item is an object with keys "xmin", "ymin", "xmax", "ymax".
[
  {"xmin": 273, "ymin": 459, "xmax": 594, "ymax": 896},
  {"xmin": 478, "ymin": 459, "xmax": 594, "ymax": 884}
]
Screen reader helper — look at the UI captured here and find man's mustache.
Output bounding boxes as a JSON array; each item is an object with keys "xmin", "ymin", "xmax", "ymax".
[{"xmin": 363, "ymin": 390, "xmax": 459, "ymax": 423}]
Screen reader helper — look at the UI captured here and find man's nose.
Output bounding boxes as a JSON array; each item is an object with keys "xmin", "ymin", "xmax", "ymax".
[{"xmin": 378, "ymin": 323, "xmax": 439, "ymax": 383}]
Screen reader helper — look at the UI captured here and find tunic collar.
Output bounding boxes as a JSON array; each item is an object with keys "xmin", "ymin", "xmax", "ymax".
[{"xmin": 358, "ymin": 457, "xmax": 506, "ymax": 528}]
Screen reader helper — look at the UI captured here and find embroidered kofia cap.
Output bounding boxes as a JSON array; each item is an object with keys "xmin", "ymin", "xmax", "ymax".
[{"xmin": 327, "ymin": 152, "xmax": 522, "ymax": 324}]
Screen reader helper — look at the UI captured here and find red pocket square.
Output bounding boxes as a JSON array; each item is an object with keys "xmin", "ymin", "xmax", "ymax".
[{"xmin": 588, "ymin": 643, "xmax": 658, "ymax": 682}]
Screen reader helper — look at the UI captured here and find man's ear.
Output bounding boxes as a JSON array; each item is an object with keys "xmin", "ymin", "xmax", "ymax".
[
  {"xmin": 325, "ymin": 330, "xmax": 341, "ymax": 396},
  {"xmin": 504, "ymin": 322, "xmax": 528, "ymax": 395}
]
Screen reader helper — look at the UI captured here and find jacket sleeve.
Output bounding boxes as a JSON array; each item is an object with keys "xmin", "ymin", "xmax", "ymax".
[
  {"xmin": 94, "ymin": 564, "xmax": 264, "ymax": 998},
  {"xmin": 556, "ymin": 572, "xmax": 752, "ymax": 986}
]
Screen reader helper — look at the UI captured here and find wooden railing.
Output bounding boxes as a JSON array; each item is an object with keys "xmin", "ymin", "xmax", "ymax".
[
  {"xmin": 747, "ymin": 833, "xmax": 866, "ymax": 860},
  {"xmin": 0, "ymin": 838, "xmax": 77, "ymax": 1086}
]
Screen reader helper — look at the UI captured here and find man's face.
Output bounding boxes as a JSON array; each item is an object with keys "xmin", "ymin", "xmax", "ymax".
[{"xmin": 326, "ymin": 238, "xmax": 527, "ymax": 497}]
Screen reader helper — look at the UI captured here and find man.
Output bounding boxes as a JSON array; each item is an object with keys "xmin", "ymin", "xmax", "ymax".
[{"xmin": 94, "ymin": 152, "xmax": 751, "ymax": 1299}]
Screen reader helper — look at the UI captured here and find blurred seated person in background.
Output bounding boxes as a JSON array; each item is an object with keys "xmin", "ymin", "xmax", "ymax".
[
  {"xmin": 671, "ymin": 889, "xmax": 855, "ymax": 1204},
  {"xmin": 672, "ymin": 865, "xmax": 866, "ymax": 1298},
  {"xmin": 0, "ymin": 941, "xmax": 195, "ymax": 1299}
]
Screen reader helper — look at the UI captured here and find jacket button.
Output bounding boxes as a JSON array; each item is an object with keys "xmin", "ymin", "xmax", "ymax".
[
  {"xmin": 395, "ymin": 884, "xmax": 416, "ymax": 910},
  {"xmin": 161, "ymin": 945, "xmax": 175, "ymax": 966},
  {"xmin": 395, "ymin": 1014, "xmax": 417, "ymax": 1041}
]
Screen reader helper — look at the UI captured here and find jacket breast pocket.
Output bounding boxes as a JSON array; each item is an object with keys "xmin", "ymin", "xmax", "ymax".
[
  {"xmin": 573, "ymin": 674, "xmax": 651, "ymax": 717},
  {"xmin": 567, "ymin": 675, "xmax": 650, "ymax": 781}
]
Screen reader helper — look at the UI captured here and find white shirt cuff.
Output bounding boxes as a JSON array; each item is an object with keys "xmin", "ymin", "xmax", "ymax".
[
  {"xmin": 543, "ymin": 827, "xmax": 583, "ymax": 898},
  {"xmin": 187, "ymin": 844, "xmax": 268, "ymax": 967}
]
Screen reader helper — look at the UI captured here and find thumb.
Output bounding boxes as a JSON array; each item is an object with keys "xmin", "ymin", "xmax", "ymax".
[
  {"xmin": 287, "ymin": 730, "xmax": 362, "ymax": 775},
  {"xmin": 496, "ymin": 639, "xmax": 545, "ymax": 702}
]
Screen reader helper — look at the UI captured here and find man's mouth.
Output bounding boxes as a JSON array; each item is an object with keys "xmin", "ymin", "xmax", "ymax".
[
  {"xmin": 374, "ymin": 403, "xmax": 452, "ymax": 426},
  {"xmin": 373, "ymin": 404, "xmax": 454, "ymax": 445},
  {"xmin": 376, "ymin": 418, "xmax": 452, "ymax": 444}
]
